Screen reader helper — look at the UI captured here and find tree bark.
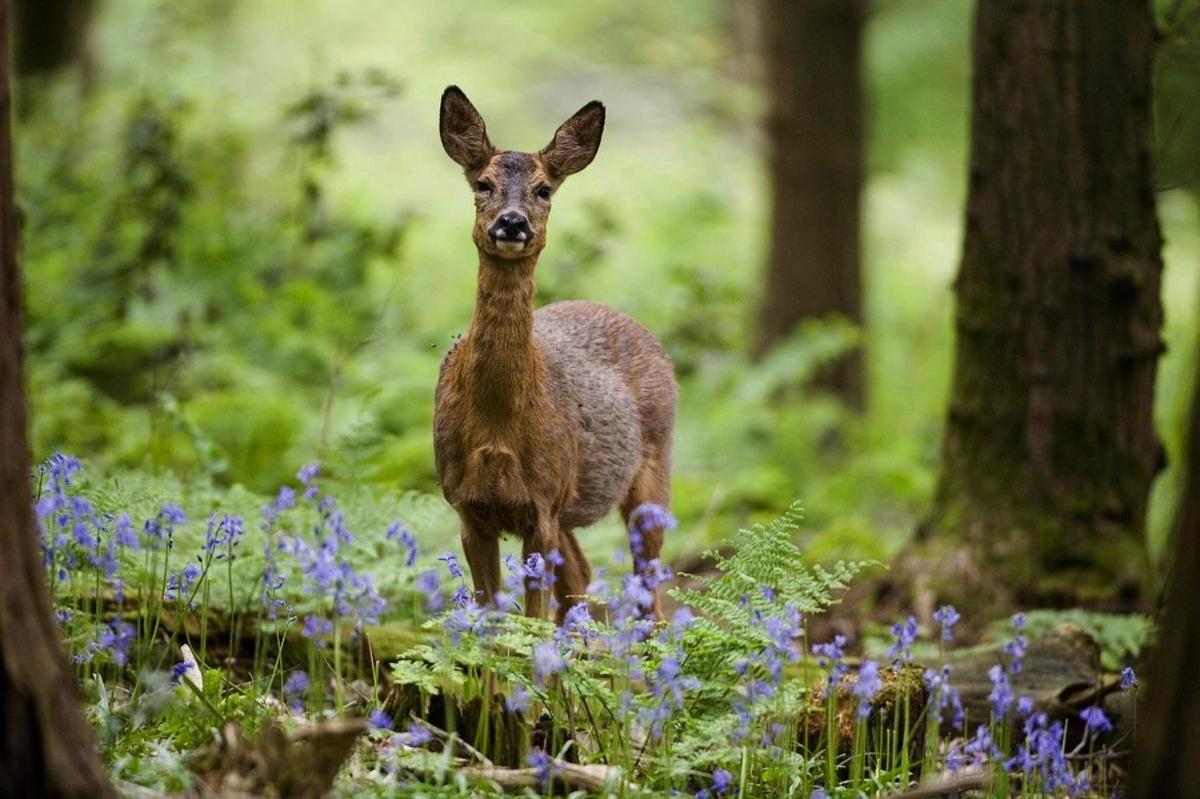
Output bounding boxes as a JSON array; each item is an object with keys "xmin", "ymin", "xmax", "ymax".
[
  {"xmin": 0, "ymin": 1, "xmax": 115, "ymax": 795},
  {"xmin": 904, "ymin": 0, "xmax": 1164, "ymax": 616},
  {"xmin": 757, "ymin": 0, "xmax": 865, "ymax": 409},
  {"xmin": 1130, "ymin": 335, "xmax": 1200, "ymax": 797}
]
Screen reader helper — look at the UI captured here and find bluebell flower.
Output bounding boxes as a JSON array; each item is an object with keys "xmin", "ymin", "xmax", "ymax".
[
  {"xmin": 113, "ymin": 513, "xmax": 138, "ymax": 549},
  {"xmin": 546, "ymin": 548, "xmax": 565, "ymax": 568},
  {"xmin": 283, "ymin": 670, "xmax": 310, "ymax": 696},
  {"xmin": 297, "ymin": 463, "xmax": 320, "ymax": 499},
  {"xmin": 1003, "ymin": 613, "xmax": 1028, "ymax": 674},
  {"xmin": 1121, "ymin": 666, "xmax": 1138, "ymax": 689},
  {"xmin": 505, "ymin": 684, "xmax": 529, "ymax": 714},
  {"xmin": 386, "ymin": 520, "xmax": 418, "ymax": 566},
  {"xmin": 170, "ymin": 660, "xmax": 192, "ymax": 685},
  {"xmin": 99, "ymin": 619, "xmax": 136, "ymax": 666},
  {"xmin": 527, "ymin": 748, "xmax": 554, "ymax": 790},
  {"xmin": 451, "ymin": 584, "xmax": 472, "ymax": 608},
  {"xmin": 533, "ymin": 641, "xmax": 565, "ymax": 686},
  {"xmin": 923, "ymin": 665, "xmax": 965, "ymax": 728},
  {"xmin": 301, "ymin": 614, "xmax": 334, "ymax": 646},
  {"xmin": 1017, "ymin": 696, "xmax": 1035, "ymax": 716},
  {"xmin": 810, "ymin": 790, "xmax": 830, "ymax": 799},
  {"xmin": 813, "ymin": 634, "xmax": 847, "ymax": 681},
  {"xmin": 672, "ymin": 606, "xmax": 695, "ymax": 630},
  {"xmin": 711, "ymin": 768, "xmax": 733, "ymax": 794},
  {"xmin": 853, "ymin": 660, "xmax": 883, "ymax": 718},
  {"xmin": 1080, "ymin": 705, "xmax": 1112, "ymax": 735},
  {"xmin": 987, "ymin": 664, "xmax": 1013, "ymax": 717},
  {"xmin": 932, "ymin": 605, "xmax": 960, "ymax": 643},
  {"xmin": 401, "ymin": 722, "xmax": 433, "ymax": 747},
  {"xmin": 887, "ymin": 615, "xmax": 919, "ymax": 664},
  {"xmin": 438, "ymin": 551, "xmax": 464, "ymax": 580},
  {"xmin": 415, "ymin": 569, "xmax": 443, "ymax": 612},
  {"xmin": 368, "ymin": 708, "xmax": 393, "ymax": 730}
]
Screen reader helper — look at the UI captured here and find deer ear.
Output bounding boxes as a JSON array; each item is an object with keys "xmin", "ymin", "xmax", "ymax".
[
  {"xmin": 440, "ymin": 86, "xmax": 494, "ymax": 173},
  {"xmin": 541, "ymin": 100, "xmax": 605, "ymax": 180}
]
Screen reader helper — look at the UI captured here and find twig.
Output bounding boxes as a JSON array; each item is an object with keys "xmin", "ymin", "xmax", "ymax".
[
  {"xmin": 888, "ymin": 769, "xmax": 990, "ymax": 798},
  {"xmin": 407, "ymin": 714, "xmax": 493, "ymax": 766},
  {"xmin": 461, "ymin": 762, "xmax": 633, "ymax": 794}
]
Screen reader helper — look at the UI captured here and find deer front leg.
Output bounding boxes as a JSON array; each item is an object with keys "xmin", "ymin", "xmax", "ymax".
[
  {"xmin": 522, "ymin": 510, "xmax": 559, "ymax": 620},
  {"xmin": 459, "ymin": 514, "xmax": 500, "ymax": 607}
]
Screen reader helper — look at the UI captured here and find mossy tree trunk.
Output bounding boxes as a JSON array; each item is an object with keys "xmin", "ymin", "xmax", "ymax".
[
  {"xmin": 0, "ymin": 2, "xmax": 115, "ymax": 795},
  {"xmin": 906, "ymin": 0, "xmax": 1164, "ymax": 615},
  {"xmin": 757, "ymin": 0, "xmax": 865, "ymax": 409},
  {"xmin": 1131, "ymin": 338, "xmax": 1200, "ymax": 797}
]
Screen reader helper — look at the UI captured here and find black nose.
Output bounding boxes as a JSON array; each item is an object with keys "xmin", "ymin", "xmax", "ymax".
[{"xmin": 488, "ymin": 212, "xmax": 532, "ymax": 243}]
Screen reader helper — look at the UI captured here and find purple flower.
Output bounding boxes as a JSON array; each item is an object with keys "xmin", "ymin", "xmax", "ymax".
[
  {"xmin": 810, "ymin": 790, "xmax": 830, "ymax": 799},
  {"xmin": 298, "ymin": 463, "xmax": 320, "ymax": 499},
  {"xmin": 401, "ymin": 722, "xmax": 433, "ymax": 747},
  {"xmin": 1003, "ymin": 613, "xmax": 1029, "ymax": 674},
  {"xmin": 113, "ymin": 514, "xmax": 138, "ymax": 549},
  {"xmin": 924, "ymin": 665, "xmax": 964, "ymax": 729},
  {"xmin": 1017, "ymin": 696, "xmax": 1035, "ymax": 716},
  {"xmin": 99, "ymin": 619, "xmax": 136, "ymax": 666},
  {"xmin": 711, "ymin": 768, "xmax": 733, "ymax": 794},
  {"xmin": 170, "ymin": 660, "xmax": 192, "ymax": 685},
  {"xmin": 533, "ymin": 641, "xmax": 565, "ymax": 685},
  {"xmin": 1121, "ymin": 666, "xmax": 1138, "ymax": 689},
  {"xmin": 813, "ymin": 635, "xmax": 847, "ymax": 681},
  {"xmin": 888, "ymin": 615, "xmax": 919, "ymax": 663},
  {"xmin": 505, "ymin": 684, "xmax": 529, "ymax": 714},
  {"xmin": 283, "ymin": 670, "xmax": 310, "ymax": 696},
  {"xmin": 438, "ymin": 551, "xmax": 464, "ymax": 580},
  {"xmin": 932, "ymin": 605, "xmax": 960, "ymax": 643},
  {"xmin": 368, "ymin": 708, "xmax": 393, "ymax": 730},
  {"xmin": 853, "ymin": 660, "xmax": 883, "ymax": 718},
  {"xmin": 301, "ymin": 614, "xmax": 334, "ymax": 645},
  {"xmin": 1080, "ymin": 705, "xmax": 1112, "ymax": 735},
  {"xmin": 547, "ymin": 548, "xmax": 565, "ymax": 568},
  {"xmin": 525, "ymin": 553, "xmax": 548, "ymax": 589},
  {"xmin": 387, "ymin": 521, "xmax": 418, "ymax": 566},
  {"xmin": 987, "ymin": 664, "xmax": 1013, "ymax": 717},
  {"xmin": 416, "ymin": 570, "xmax": 443, "ymax": 612},
  {"xmin": 672, "ymin": 607, "xmax": 696, "ymax": 630},
  {"xmin": 527, "ymin": 748, "xmax": 554, "ymax": 790},
  {"xmin": 451, "ymin": 584, "xmax": 472, "ymax": 608}
]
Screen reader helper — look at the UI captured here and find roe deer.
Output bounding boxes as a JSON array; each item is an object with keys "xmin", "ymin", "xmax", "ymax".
[{"xmin": 433, "ymin": 86, "xmax": 677, "ymax": 623}]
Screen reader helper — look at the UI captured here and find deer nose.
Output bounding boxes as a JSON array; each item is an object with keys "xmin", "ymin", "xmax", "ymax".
[{"xmin": 488, "ymin": 212, "xmax": 532, "ymax": 243}]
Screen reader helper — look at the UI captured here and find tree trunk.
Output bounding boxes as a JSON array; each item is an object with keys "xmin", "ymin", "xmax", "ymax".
[
  {"xmin": 903, "ymin": 0, "xmax": 1164, "ymax": 616},
  {"xmin": 0, "ymin": 1, "xmax": 115, "ymax": 795},
  {"xmin": 757, "ymin": 0, "xmax": 865, "ymax": 409},
  {"xmin": 1130, "ymin": 337, "xmax": 1200, "ymax": 797}
]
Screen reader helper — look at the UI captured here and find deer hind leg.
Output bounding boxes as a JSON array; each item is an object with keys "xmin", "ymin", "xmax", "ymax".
[
  {"xmin": 459, "ymin": 511, "xmax": 500, "ymax": 607},
  {"xmin": 553, "ymin": 526, "xmax": 593, "ymax": 625},
  {"xmin": 620, "ymin": 444, "xmax": 673, "ymax": 620}
]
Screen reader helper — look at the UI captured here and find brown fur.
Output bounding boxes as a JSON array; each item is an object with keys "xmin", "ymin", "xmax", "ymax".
[{"xmin": 433, "ymin": 87, "xmax": 677, "ymax": 622}]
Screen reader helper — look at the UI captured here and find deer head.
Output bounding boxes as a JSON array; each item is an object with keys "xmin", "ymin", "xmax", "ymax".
[{"xmin": 439, "ymin": 86, "xmax": 605, "ymax": 260}]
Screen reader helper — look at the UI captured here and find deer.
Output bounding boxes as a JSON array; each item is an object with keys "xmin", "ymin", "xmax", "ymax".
[{"xmin": 433, "ymin": 86, "xmax": 677, "ymax": 624}]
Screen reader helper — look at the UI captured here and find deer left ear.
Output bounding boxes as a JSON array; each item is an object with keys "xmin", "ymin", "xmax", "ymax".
[{"xmin": 541, "ymin": 100, "xmax": 605, "ymax": 180}]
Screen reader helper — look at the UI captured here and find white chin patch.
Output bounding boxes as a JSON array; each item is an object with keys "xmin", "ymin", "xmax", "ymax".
[{"xmin": 495, "ymin": 239, "xmax": 526, "ymax": 253}]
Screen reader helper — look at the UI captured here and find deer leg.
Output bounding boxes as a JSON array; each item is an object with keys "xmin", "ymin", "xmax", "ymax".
[
  {"xmin": 522, "ymin": 509, "xmax": 559, "ymax": 620},
  {"xmin": 553, "ymin": 526, "xmax": 592, "ymax": 625},
  {"xmin": 460, "ymin": 516, "xmax": 500, "ymax": 607},
  {"xmin": 620, "ymin": 445, "xmax": 672, "ymax": 620}
]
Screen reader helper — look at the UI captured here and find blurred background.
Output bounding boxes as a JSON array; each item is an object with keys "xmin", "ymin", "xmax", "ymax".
[{"xmin": 13, "ymin": 0, "xmax": 1200, "ymax": 579}]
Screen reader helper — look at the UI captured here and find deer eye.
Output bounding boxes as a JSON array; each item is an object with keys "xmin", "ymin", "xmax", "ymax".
[
  {"xmin": 535, "ymin": 184, "xmax": 552, "ymax": 200},
  {"xmin": 475, "ymin": 180, "xmax": 493, "ymax": 193}
]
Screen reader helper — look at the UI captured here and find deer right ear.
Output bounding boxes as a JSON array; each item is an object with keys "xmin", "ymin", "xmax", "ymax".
[{"xmin": 440, "ymin": 86, "xmax": 494, "ymax": 173}]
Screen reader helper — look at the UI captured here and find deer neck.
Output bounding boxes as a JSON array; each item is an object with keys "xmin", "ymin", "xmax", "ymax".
[{"xmin": 460, "ymin": 251, "xmax": 542, "ymax": 418}]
